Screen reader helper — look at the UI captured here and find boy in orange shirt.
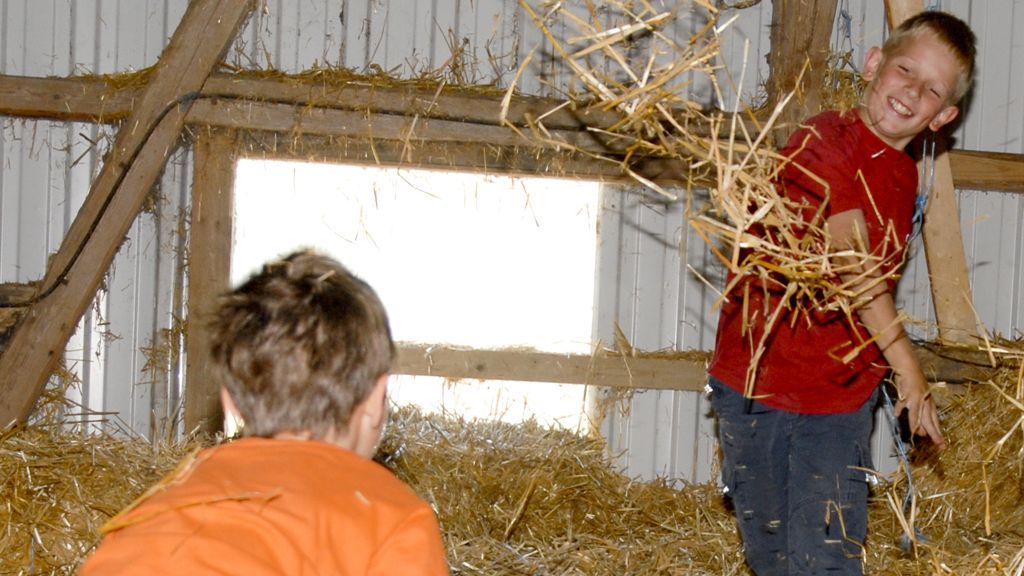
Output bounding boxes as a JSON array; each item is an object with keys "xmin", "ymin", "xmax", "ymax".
[
  {"xmin": 707, "ymin": 11, "xmax": 975, "ymax": 576},
  {"xmin": 79, "ymin": 250, "xmax": 449, "ymax": 575}
]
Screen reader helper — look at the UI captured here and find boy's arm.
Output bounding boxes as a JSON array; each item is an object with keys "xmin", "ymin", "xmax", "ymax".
[{"xmin": 827, "ymin": 209, "xmax": 946, "ymax": 449}]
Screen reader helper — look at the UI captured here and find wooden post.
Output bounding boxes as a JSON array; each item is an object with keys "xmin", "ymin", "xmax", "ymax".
[
  {"xmin": 184, "ymin": 129, "xmax": 238, "ymax": 436},
  {"xmin": 0, "ymin": 0, "xmax": 255, "ymax": 428},
  {"xmin": 921, "ymin": 144, "xmax": 978, "ymax": 344},
  {"xmin": 885, "ymin": 0, "xmax": 978, "ymax": 345},
  {"xmin": 765, "ymin": 0, "xmax": 839, "ymax": 146}
]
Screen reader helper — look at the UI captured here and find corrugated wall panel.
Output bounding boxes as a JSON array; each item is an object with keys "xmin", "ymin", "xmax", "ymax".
[
  {"xmin": 595, "ymin": 185, "xmax": 720, "ymax": 484},
  {"xmin": 62, "ymin": 119, "xmax": 105, "ymax": 427},
  {"xmin": 715, "ymin": 3, "xmax": 773, "ymax": 107},
  {"xmin": 954, "ymin": 0, "xmax": 1024, "ymax": 340},
  {"xmin": 233, "ymin": 0, "xmax": 720, "ymax": 99}
]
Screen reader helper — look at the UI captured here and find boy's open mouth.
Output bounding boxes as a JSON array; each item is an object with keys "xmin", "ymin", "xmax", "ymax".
[{"xmin": 888, "ymin": 97, "xmax": 913, "ymax": 116}]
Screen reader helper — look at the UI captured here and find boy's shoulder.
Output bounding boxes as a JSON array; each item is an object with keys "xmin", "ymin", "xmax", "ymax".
[
  {"xmin": 796, "ymin": 111, "xmax": 862, "ymax": 144},
  {"xmin": 782, "ymin": 111, "xmax": 861, "ymax": 166},
  {"xmin": 141, "ymin": 438, "xmax": 426, "ymax": 511}
]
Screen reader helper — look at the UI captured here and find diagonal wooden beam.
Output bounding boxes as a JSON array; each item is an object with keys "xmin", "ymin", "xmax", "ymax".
[
  {"xmin": 0, "ymin": 0, "xmax": 256, "ymax": 428},
  {"xmin": 886, "ymin": 0, "xmax": 978, "ymax": 345}
]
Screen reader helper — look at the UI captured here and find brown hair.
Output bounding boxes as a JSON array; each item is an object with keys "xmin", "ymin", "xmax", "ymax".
[
  {"xmin": 884, "ymin": 11, "xmax": 977, "ymax": 102},
  {"xmin": 210, "ymin": 249, "xmax": 395, "ymax": 439}
]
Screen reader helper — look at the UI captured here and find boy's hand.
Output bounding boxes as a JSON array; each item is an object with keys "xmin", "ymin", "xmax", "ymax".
[{"xmin": 894, "ymin": 372, "xmax": 946, "ymax": 450}]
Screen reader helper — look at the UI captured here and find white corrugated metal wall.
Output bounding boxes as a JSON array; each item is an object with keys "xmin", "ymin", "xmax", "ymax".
[{"xmin": 0, "ymin": 1, "xmax": 1021, "ymax": 483}]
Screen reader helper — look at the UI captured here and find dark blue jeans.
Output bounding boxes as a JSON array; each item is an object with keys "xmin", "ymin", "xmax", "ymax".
[{"xmin": 708, "ymin": 377, "xmax": 879, "ymax": 576}]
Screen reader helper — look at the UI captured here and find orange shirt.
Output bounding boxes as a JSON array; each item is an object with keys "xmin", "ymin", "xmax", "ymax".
[{"xmin": 78, "ymin": 438, "xmax": 449, "ymax": 576}]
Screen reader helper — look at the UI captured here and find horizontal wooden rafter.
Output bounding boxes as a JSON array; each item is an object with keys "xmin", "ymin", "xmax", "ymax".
[
  {"xmin": 1, "ymin": 73, "xmax": 1021, "ymax": 193},
  {"xmin": 395, "ymin": 343, "xmax": 992, "ymax": 391},
  {"xmin": 396, "ymin": 344, "xmax": 711, "ymax": 391},
  {"xmin": 233, "ymin": 131, "xmax": 629, "ymax": 182}
]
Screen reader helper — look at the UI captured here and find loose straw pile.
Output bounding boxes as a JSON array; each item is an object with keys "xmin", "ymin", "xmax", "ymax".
[
  {"xmin": 379, "ymin": 407, "xmax": 745, "ymax": 575},
  {"xmin": 2, "ymin": 356, "xmax": 1023, "ymax": 574},
  {"xmin": 862, "ymin": 341, "xmax": 1024, "ymax": 575},
  {"xmin": 0, "ymin": 388, "xmax": 200, "ymax": 574}
]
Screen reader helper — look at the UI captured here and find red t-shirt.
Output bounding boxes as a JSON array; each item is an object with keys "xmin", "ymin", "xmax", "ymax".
[
  {"xmin": 708, "ymin": 111, "xmax": 918, "ymax": 413},
  {"xmin": 78, "ymin": 438, "xmax": 450, "ymax": 576}
]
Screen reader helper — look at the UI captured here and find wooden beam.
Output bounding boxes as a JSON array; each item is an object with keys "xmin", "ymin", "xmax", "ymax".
[
  {"xmin": 0, "ymin": 0, "xmax": 255, "ymax": 428},
  {"xmin": 948, "ymin": 150, "xmax": 1024, "ymax": 193},
  {"xmin": 765, "ymin": 0, "xmax": 839, "ymax": 146},
  {"xmin": 0, "ymin": 75, "xmax": 133, "ymax": 123},
  {"xmin": 0, "ymin": 73, "xmax": 620, "ymax": 133},
  {"xmin": 885, "ymin": 0, "xmax": 978, "ymax": 345},
  {"xmin": 235, "ymin": 132, "xmax": 635, "ymax": 183},
  {"xmin": 913, "ymin": 343, "xmax": 995, "ymax": 383},
  {"xmin": 395, "ymin": 344, "xmax": 710, "ymax": 392},
  {"xmin": 393, "ymin": 343, "xmax": 990, "ymax": 391},
  {"xmin": 885, "ymin": 1, "xmax": 920, "ymax": 28},
  {"xmin": 200, "ymin": 76, "xmax": 623, "ymax": 133},
  {"xmin": 187, "ymin": 99, "xmax": 615, "ymax": 152},
  {"xmin": 1, "ymin": 73, "xmax": 1022, "ymax": 192},
  {"xmin": 184, "ymin": 129, "xmax": 237, "ymax": 436},
  {"xmin": 922, "ymin": 145, "xmax": 978, "ymax": 343}
]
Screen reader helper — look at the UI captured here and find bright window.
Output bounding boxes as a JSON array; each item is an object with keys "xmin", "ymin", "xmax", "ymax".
[{"xmin": 232, "ymin": 160, "xmax": 600, "ymax": 430}]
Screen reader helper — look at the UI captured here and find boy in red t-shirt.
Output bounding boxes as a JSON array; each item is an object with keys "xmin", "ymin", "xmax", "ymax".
[
  {"xmin": 707, "ymin": 11, "xmax": 976, "ymax": 576},
  {"xmin": 79, "ymin": 250, "xmax": 449, "ymax": 575}
]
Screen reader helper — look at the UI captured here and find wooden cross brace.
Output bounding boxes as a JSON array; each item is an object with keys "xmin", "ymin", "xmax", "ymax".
[{"xmin": 0, "ymin": 0, "xmax": 256, "ymax": 428}]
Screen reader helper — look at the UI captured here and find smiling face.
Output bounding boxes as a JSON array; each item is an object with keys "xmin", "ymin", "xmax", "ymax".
[{"xmin": 859, "ymin": 31, "xmax": 962, "ymax": 150}]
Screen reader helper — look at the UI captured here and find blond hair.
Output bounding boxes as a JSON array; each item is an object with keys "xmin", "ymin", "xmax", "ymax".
[{"xmin": 884, "ymin": 11, "xmax": 977, "ymax": 102}]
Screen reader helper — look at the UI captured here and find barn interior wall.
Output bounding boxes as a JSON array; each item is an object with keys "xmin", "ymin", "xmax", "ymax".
[{"xmin": 0, "ymin": 0, "xmax": 1021, "ymax": 483}]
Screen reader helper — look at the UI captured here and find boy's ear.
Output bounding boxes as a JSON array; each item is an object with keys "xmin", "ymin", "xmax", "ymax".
[
  {"xmin": 862, "ymin": 46, "xmax": 884, "ymax": 82},
  {"xmin": 361, "ymin": 374, "xmax": 389, "ymax": 429},
  {"xmin": 220, "ymin": 387, "xmax": 239, "ymax": 419},
  {"xmin": 220, "ymin": 387, "xmax": 245, "ymax": 435},
  {"xmin": 928, "ymin": 105, "xmax": 960, "ymax": 133}
]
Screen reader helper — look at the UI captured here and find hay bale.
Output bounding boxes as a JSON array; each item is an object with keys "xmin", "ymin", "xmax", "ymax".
[
  {"xmin": 0, "ymin": 421, "xmax": 199, "ymax": 574},
  {"xmin": 378, "ymin": 407, "xmax": 744, "ymax": 575},
  {"xmin": 3, "ymin": 347, "xmax": 1023, "ymax": 574},
  {"xmin": 862, "ymin": 354, "xmax": 1024, "ymax": 575}
]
